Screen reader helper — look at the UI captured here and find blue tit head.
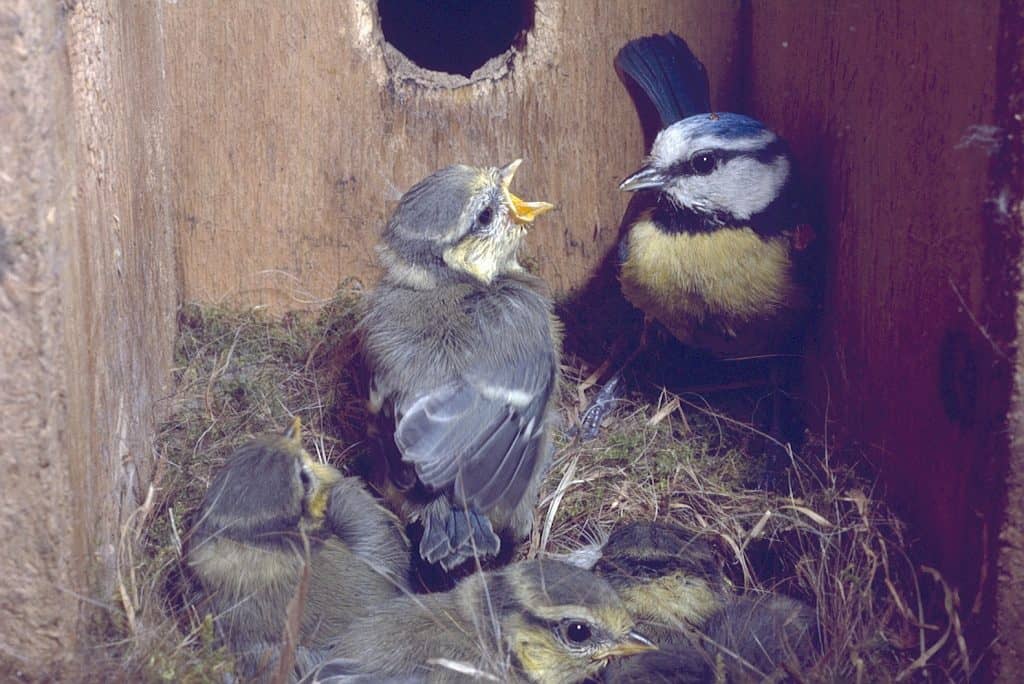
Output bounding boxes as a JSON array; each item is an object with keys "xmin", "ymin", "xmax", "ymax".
[
  {"xmin": 621, "ymin": 113, "xmax": 792, "ymax": 226},
  {"xmin": 381, "ymin": 161, "xmax": 553, "ymax": 286},
  {"xmin": 194, "ymin": 417, "xmax": 342, "ymax": 545}
]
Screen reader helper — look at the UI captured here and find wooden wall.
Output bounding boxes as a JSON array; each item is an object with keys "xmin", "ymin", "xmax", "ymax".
[
  {"xmin": 993, "ymin": 1, "xmax": 1024, "ymax": 678},
  {"xmin": 0, "ymin": 0, "xmax": 176, "ymax": 677},
  {"xmin": 747, "ymin": 0, "xmax": 1014, "ymax": 674},
  {"xmin": 163, "ymin": 0, "xmax": 742, "ymax": 307}
]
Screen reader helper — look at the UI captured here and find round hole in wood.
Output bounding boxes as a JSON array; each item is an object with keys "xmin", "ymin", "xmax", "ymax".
[{"xmin": 378, "ymin": 0, "xmax": 534, "ymax": 78}]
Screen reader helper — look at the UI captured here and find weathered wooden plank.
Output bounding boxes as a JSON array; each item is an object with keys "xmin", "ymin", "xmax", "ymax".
[
  {"xmin": 0, "ymin": 0, "xmax": 176, "ymax": 676},
  {"xmin": 164, "ymin": 0, "xmax": 743, "ymax": 307}
]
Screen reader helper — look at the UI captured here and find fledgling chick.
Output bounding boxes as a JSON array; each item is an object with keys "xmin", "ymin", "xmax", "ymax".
[
  {"xmin": 591, "ymin": 521, "xmax": 728, "ymax": 629},
  {"xmin": 187, "ymin": 418, "xmax": 410, "ymax": 681},
  {"xmin": 309, "ymin": 559, "xmax": 657, "ymax": 684},
  {"xmin": 582, "ymin": 522, "xmax": 818, "ymax": 683},
  {"xmin": 361, "ymin": 160, "xmax": 559, "ymax": 571},
  {"xmin": 701, "ymin": 594, "xmax": 819, "ymax": 683},
  {"xmin": 580, "ymin": 522, "xmax": 727, "ymax": 683},
  {"xmin": 582, "ymin": 33, "xmax": 818, "ymax": 452}
]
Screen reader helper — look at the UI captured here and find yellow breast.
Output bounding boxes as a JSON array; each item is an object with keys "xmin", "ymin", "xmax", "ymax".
[{"xmin": 620, "ymin": 218, "xmax": 795, "ymax": 337}]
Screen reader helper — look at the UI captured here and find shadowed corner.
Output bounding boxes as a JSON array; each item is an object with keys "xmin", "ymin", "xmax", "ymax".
[
  {"xmin": 405, "ymin": 521, "xmax": 521, "ymax": 594},
  {"xmin": 555, "ymin": 194, "xmax": 648, "ymax": 370}
]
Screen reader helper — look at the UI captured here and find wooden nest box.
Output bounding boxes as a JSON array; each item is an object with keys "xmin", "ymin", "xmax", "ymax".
[{"xmin": 2, "ymin": 1, "xmax": 1022, "ymax": 679}]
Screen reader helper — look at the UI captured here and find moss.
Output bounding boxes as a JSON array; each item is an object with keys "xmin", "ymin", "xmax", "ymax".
[{"xmin": 88, "ymin": 290, "xmax": 970, "ymax": 682}]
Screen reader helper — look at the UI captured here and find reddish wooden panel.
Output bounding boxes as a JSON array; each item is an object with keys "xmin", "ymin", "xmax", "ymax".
[{"xmin": 747, "ymin": 0, "xmax": 1009, "ymax": 652}]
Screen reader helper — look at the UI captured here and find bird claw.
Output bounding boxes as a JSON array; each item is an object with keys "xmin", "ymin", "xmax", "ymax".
[{"xmin": 579, "ymin": 373, "xmax": 625, "ymax": 441}]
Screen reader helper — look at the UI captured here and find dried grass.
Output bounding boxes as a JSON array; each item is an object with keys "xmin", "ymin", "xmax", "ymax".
[{"xmin": 80, "ymin": 293, "xmax": 972, "ymax": 682}]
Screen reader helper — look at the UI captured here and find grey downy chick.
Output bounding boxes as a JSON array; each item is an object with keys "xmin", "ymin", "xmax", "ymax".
[
  {"xmin": 187, "ymin": 417, "xmax": 410, "ymax": 681},
  {"xmin": 701, "ymin": 593, "xmax": 819, "ymax": 683},
  {"xmin": 309, "ymin": 558, "xmax": 656, "ymax": 684},
  {"xmin": 581, "ymin": 521, "xmax": 728, "ymax": 683},
  {"xmin": 362, "ymin": 160, "xmax": 560, "ymax": 571},
  {"xmin": 580, "ymin": 522, "xmax": 818, "ymax": 682}
]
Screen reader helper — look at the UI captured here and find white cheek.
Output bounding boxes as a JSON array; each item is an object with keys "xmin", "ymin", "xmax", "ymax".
[
  {"xmin": 665, "ymin": 177, "xmax": 711, "ymax": 215},
  {"xmin": 667, "ymin": 156, "xmax": 790, "ymax": 220},
  {"xmin": 719, "ymin": 156, "xmax": 789, "ymax": 218}
]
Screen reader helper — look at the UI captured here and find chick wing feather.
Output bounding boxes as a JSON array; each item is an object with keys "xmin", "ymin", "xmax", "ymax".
[{"xmin": 395, "ymin": 351, "xmax": 554, "ymax": 515}]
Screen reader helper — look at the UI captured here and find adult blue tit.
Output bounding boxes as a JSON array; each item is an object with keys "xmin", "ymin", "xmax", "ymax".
[
  {"xmin": 615, "ymin": 32, "xmax": 814, "ymax": 354},
  {"xmin": 361, "ymin": 160, "xmax": 560, "ymax": 572},
  {"xmin": 308, "ymin": 559, "xmax": 657, "ymax": 684},
  {"xmin": 582, "ymin": 32, "xmax": 819, "ymax": 455},
  {"xmin": 187, "ymin": 418, "xmax": 411, "ymax": 682}
]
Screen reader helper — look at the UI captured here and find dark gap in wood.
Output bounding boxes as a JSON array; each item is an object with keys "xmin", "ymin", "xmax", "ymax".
[{"xmin": 377, "ymin": 0, "xmax": 534, "ymax": 79}]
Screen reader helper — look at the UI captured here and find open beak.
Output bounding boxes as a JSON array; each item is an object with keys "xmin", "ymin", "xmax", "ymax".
[
  {"xmin": 597, "ymin": 631, "xmax": 658, "ymax": 660},
  {"xmin": 500, "ymin": 159, "xmax": 555, "ymax": 225},
  {"xmin": 619, "ymin": 164, "xmax": 666, "ymax": 192}
]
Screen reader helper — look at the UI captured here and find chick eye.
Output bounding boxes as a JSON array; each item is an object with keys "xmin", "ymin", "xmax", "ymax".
[
  {"xmin": 690, "ymin": 151, "xmax": 716, "ymax": 175},
  {"xmin": 563, "ymin": 621, "xmax": 592, "ymax": 644},
  {"xmin": 477, "ymin": 207, "xmax": 493, "ymax": 226},
  {"xmin": 299, "ymin": 466, "xmax": 314, "ymax": 494}
]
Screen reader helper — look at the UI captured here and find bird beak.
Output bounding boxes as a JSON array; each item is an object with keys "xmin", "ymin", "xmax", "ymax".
[
  {"xmin": 598, "ymin": 631, "xmax": 658, "ymax": 660},
  {"xmin": 500, "ymin": 159, "xmax": 555, "ymax": 225},
  {"xmin": 284, "ymin": 416, "xmax": 302, "ymax": 444},
  {"xmin": 619, "ymin": 164, "xmax": 666, "ymax": 192}
]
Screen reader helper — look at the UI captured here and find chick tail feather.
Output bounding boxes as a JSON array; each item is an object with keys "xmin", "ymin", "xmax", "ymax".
[
  {"xmin": 420, "ymin": 498, "xmax": 500, "ymax": 570},
  {"xmin": 615, "ymin": 32, "xmax": 711, "ymax": 127}
]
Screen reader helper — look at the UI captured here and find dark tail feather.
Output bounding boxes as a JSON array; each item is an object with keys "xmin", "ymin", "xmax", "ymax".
[{"xmin": 615, "ymin": 32, "xmax": 711, "ymax": 127}]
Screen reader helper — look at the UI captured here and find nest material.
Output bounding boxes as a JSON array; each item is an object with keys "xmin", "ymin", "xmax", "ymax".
[{"xmin": 88, "ymin": 292, "xmax": 972, "ymax": 683}]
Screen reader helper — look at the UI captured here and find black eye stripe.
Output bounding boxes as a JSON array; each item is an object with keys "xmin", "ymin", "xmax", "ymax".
[
  {"xmin": 299, "ymin": 467, "xmax": 313, "ymax": 492},
  {"xmin": 665, "ymin": 140, "xmax": 787, "ymax": 178}
]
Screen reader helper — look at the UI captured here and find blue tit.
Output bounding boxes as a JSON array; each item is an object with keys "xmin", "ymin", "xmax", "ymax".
[
  {"xmin": 187, "ymin": 418, "xmax": 410, "ymax": 681},
  {"xmin": 361, "ymin": 160, "xmax": 560, "ymax": 572},
  {"xmin": 580, "ymin": 521, "xmax": 817, "ymax": 682},
  {"xmin": 591, "ymin": 521, "xmax": 729, "ymax": 629},
  {"xmin": 308, "ymin": 559, "xmax": 657, "ymax": 684},
  {"xmin": 582, "ymin": 32, "xmax": 818, "ymax": 453},
  {"xmin": 599, "ymin": 594, "xmax": 819, "ymax": 683},
  {"xmin": 615, "ymin": 32, "xmax": 814, "ymax": 356},
  {"xmin": 701, "ymin": 593, "xmax": 820, "ymax": 682},
  {"xmin": 573, "ymin": 522, "xmax": 727, "ymax": 683}
]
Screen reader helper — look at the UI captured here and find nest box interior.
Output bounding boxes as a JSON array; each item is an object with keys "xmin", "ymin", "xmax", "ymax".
[{"xmin": 2, "ymin": 0, "xmax": 1022, "ymax": 679}]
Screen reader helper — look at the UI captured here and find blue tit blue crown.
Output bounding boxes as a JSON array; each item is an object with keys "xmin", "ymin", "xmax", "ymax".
[
  {"xmin": 672, "ymin": 112, "xmax": 772, "ymax": 142},
  {"xmin": 616, "ymin": 33, "xmax": 803, "ymax": 235}
]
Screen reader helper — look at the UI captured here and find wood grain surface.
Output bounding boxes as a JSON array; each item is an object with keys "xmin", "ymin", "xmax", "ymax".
[
  {"xmin": 163, "ymin": 0, "xmax": 743, "ymax": 307},
  {"xmin": 0, "ymin": 0, "xmax": 176, "ymax": 676},
  {"xmin": 748, "ymin": 1, "xmax": 1011, "ymax": 672}
]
